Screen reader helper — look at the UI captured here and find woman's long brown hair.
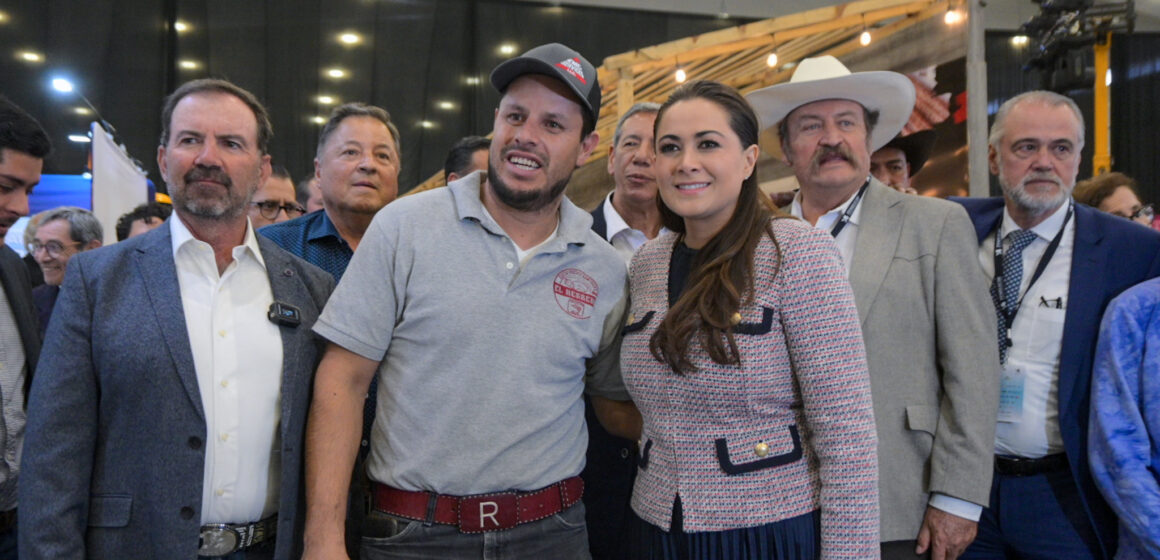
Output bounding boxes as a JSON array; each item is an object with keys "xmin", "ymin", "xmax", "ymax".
[{"xmin": 649, "ymin": 80, "xmax": 788, "ymax": 374}]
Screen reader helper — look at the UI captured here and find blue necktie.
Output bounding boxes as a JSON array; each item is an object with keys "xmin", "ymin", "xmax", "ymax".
[{"xmin": 991, "ymin": 229, "xmax": 1037, "ymax": 364}]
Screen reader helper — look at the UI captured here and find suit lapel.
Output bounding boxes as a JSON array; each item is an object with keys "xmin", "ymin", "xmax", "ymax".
[
  {"xmin": 134, "ymin": 226, "xmax": 205, "ymax": 420},
  {"xmin": 848, "ymin": 182, "xmax": 903, "ymax": 325},
  {"xmin": 258, "ymin": 237, "xmax": 311, "ymax": 443},
  {"xmin": 1058, "ymin": 205, "xmax": 1104, "ymax": 422}
]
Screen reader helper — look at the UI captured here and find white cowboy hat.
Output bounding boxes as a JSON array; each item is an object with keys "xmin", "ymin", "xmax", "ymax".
[{"xmin": 746, "ymin": 55, "xmax": 915, "ymax": 158}]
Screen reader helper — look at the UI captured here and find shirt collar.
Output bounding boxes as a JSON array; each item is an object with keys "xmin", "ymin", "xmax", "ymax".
[
  {"xmin": 170, "ymin": 213, "xmax": 266, "ymax": 269},
  {"xmin": 601, "ymin": 192, "xmax": 632, "ymax": 242},
  {"xmin": 448, "ymin": 172, "xmax": 593, "ymax": 246},
  {"xmin": 1001, "ymin": 198, "xmax": 1072, "ymax": 241},
  {"xmin": 789, "ymin": 179, "xmax": 867, "ymax": 227},
  {"xmin": 306, "ymin": 209, "xmax": 345, "ymax": 244}
]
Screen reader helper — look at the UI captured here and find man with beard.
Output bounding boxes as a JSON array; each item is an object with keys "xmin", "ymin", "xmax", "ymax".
[
  {"xmin": 20, "ymin": 79, "xmax": 334, "ymax": 560},
  {"xmin": 747, "ymin": 56, "xmax": 999, "ymax": 560},
  {"xmin": 301, "ymin": 43, "xmax": 639, "ymax": 559},
  {"xmin": 953, "ymin": 91, "xmax": 1160, "ymax": 559},
  {"xmin": 0, "ymin": 96, "xmax": 51, "ymax": 560}
]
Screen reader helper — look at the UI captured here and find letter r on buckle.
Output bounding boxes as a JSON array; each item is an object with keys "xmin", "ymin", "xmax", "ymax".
[{"xmin": 458, "ymin": 493, "xmax": 518, "ymax": 533}]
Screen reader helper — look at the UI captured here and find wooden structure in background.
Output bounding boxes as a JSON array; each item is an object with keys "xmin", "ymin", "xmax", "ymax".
[{"xmin": 408, "ymin": 0, "xmax": 949, "ymax": 209}]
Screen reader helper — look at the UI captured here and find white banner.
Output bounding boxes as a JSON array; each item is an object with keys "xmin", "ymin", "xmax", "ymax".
[{"xmin": 90, "ymin": 122, "xmax": 148, "ymax": 245}]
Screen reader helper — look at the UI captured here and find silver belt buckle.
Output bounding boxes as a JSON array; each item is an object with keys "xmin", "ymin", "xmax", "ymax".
[{"xmin": 198, "ymin": 524, "xmax": 240, "ymax": 557}]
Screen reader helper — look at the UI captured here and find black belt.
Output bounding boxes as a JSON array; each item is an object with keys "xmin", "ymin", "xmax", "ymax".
[
  {"xmin": 198, "ymin": 515, "xmax": 276, "ymax": 557},
  {"xmin": 994, "ymin": 453, "xmax": 1069, "ymax": 477}
]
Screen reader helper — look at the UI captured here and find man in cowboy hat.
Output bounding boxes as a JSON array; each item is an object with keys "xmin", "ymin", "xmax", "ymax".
[
  {"xmin": 872, "ymin": 129, "xmax": 936, "ymax": 194},
  {"xmin": 748, "ymin": 55, "xmax": 999, "ymax": 560}
]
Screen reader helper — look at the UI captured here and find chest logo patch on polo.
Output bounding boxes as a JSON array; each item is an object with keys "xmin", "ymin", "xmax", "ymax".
[{"xmin": 553, "ymin": 268, "xmax": 597, "ymax": 319}]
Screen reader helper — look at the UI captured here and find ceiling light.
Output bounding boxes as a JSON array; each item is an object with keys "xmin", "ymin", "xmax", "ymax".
[
  {"xmin": 766, "ymin": 52, "xmax": 778, "ymax": 68},
  {"xmin": 419, "ymin": 120, "xmax": 436, "ymax": 129},
  {"xmin": 498, "ymin": 43, "xmax": 518, "ymax": 56},
  {"xmin": 464, "ymin": 76, "xmax": 481, "ymax": 86},
  {"xmin": 338, "ymin": 32, "xmax": 362, "ymax": 45},
  {"xmin": 17, "ymin": 50, "xmax": 43, "ymax": 63},
  {"xmin": 179, "ymin": 59, "xmax": 200, "ymax": 70},
  {"xmin": 174, "ymin": 20, "xmax": 190, "ymax": 32},
  {"xmin": 1011, "ymin": 35, "xmax": 1029, "ymax": 47},
  {"xmin": 437, "ymin": 101, "xmax": 455, "ymax": 110},
  {"xmin": 310, "ymin": 116, "xmax": 326, "ymax": 125},
  {"xmin": 675, "ymin": 66, "xmax": 687, "ymax": 83},
  {"xmin": 325, "ymin": 68, "xmax": 346, "ymax": 79},
  {"xmin": 317, "ymin": 95, "xmax": 336, "ymax": 105},
  {"xmin": 0, "ymin": 11, "xmax": 10, "ymax": 24},
  {"xmin": 944, "ymin": 8, "xmax": 963, "ymax": 25},
  {"xmin": 52, "ymin": 78, "xmax": 75, "ymax": 93},
  {"xmin": 1106, "ymin": 69, "xmax": 1113, "ymax": 86},
  {"xmin": 74, "ymin": 107, "xmax": 92, "ymax": 116},
  {"xmin": 68, "ymin": 134, "xmax": 91, "ymax": 143},
  {"xmin": 860, "ymin": 29, "xmax": 872, "ymax": 46}
]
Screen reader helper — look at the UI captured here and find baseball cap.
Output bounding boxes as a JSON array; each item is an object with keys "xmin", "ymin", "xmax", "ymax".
[{"xmin": 490, "ymin": 43, "xmax": 601, "ymax": 124}]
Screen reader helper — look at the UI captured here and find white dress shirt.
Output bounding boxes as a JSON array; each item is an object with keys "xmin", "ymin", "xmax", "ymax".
[
  {"xmin": 977, "ymin": 201, "xmax": 1074, "ymax": 458},
  {"xmin": 171, "ymin": 217, "xmax": 283, "ymax": 524},
  {"xmin": 789, "ymin": 185, "xmax": 863, "ymax": 272},
  {"xmin": 598, "ymin": 193, "xmax": 668, "ymax": 266}
]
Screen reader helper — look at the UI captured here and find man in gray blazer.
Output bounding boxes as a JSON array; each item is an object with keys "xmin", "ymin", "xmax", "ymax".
[
  {"xmin": 20, "ymin": 79, "xmax": 334, "ymax": 560},
  {"xmin": 748, "ymin": 56, "xmax": 999, "ymax": 560}
]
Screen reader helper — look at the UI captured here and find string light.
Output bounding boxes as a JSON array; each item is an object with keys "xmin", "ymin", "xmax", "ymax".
[
  {"xmin": 859, "ymin": 15, "xmax": 871, "ymax": 46},
  {"xmin": 675, "ymin": 64, "xmax": 687, "ymax": 83},
  {"xmin": 766, "ymin": 52, "xmax": 778, "ymax": 67}
]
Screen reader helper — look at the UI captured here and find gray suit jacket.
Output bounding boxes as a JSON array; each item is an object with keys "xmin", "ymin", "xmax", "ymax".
[
  {"xmin": 848, "ymin": 181, "xmax": 999, "ymax": 541},
  {"xmin": 0, "ymin": 245, "xmax": 40, "ymax": 399},
  {"xmin": 19, "ymin": 223, "xmax": 334, "ymax": 559}
]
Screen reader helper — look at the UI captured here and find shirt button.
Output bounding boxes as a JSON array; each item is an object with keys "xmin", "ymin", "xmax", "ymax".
[
  {"xmin": 188, "ymin": 436, "xmax": 203, "ymax": 450},
  {"xmin": 215, "ymin": 489, "xmax": 225, "ymax": 497},
  {"xmin": 220, "ymin": 433, "xmax": 229, "ymax": 442},
  {"xmin": 180, "ymin": 506, "xmax": 195, "ymax": 520},
  {"xmin": 218, "ymin": 330, "xmax": 227, "ymax": 337},
  {"xmin": 755, "ymin": 442, "xmax": 770, "ymax": 457},
  {"xmin": 506, "ymin": 262, "xmax": 514, "ymax": 270},
  {"xmin": 220, "ymin": 380, "xmax": 229, "ymax": 388}
]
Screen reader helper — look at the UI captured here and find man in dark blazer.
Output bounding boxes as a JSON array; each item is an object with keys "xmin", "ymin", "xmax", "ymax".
[
  {"xmin": 954, "ymin": 90, "xmax": 1160, "ymax": 559},
  {"xmin": 748, "ymin": 56, "xmax": 1000, "ymax": 560},
  {"xmin": 20, "ymin": 79, "xmax": 334, "ymax": 560},
  {"xmin": 0, "ymin": 96, "xmax": 51, "ymax": 559},
  {"xmin": 584, "ymin": 101, "xmax": 663, "ymax": 560}
]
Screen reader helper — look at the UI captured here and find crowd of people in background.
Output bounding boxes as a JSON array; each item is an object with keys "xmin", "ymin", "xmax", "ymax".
[{"xmin": 0, "ymin": 37, "xmax": 1159, "ymax": 560}]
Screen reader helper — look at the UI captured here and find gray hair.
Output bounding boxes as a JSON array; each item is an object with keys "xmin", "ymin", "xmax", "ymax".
[
  {"xmin": 989, "ymin": 90, "xmax": 1085, "ymax": 152},
  {"xmin": 316, "ymin": 103, "xmax": 401, "ymax": 168},
  {"xmin": 613, "ymin": 102, "xmax": 661, "ymax": 146},
  {"xmin": 32, "ymin": 206, "xmax": 104, "ymax": 246}
]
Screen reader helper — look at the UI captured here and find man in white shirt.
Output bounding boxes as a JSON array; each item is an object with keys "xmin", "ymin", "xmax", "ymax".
[
  {"xmin": 954, "ymin": 90, "xmax": 1160, "ymax": 560},
  {"xmin": 19, "ymin": 79, "xmax": 334, "ymax": 560},
  {"xmin": 748, "ymin": 55, "xmax": 1000, "ymax": 560}
]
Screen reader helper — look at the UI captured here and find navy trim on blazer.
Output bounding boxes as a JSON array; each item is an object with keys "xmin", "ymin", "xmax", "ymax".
[
  {"xmin": 622, "ymin": 311, "xmax": 654, "ymax": 336},
  {"xmin": 715, "ymin": 425, "xmax": 803, "ymax": 475},
  {"xmin": 734, "ymin": 307, "xmax": 774, "ymax": 335}
]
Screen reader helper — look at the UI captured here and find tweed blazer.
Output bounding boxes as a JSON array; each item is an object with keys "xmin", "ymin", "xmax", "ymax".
[
  {"xmin": 845, "ymin": 181, "xmax": 999, "ymax": 542},
  {"xmin": 19, "ymin": 223, "xmax": 334, "ymax": 560},
  {"xmin": 622, "ymin": 218, "xmax": 879, "ymax": 558}
]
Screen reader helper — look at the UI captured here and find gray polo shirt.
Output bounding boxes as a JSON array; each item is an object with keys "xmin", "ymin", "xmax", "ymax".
[{"xmin": 314, "ymin": 173, "xmax": 628, "ymax": 495}]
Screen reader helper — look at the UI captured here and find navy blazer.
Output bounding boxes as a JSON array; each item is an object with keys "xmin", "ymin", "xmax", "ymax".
[
  {"xmin": 954, "ymin": 197, "xmax": 1160, "ymax": 558},
  {"xmin": 0, "ymin": 245, "xmax": 40, "ymax": 400},
  {"xmin": 19, "ymin": 223, "xmax": 334, "ymax": 560}
]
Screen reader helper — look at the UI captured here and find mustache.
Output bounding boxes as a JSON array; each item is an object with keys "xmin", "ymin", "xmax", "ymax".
[
  {"xmin": 811, "ymin": 144, "xmax": 853, "ymax": 167},
  {"xmin": 1018, "ymin": 172, "xmax": 1063, "ymax": 188},
  {"xmin": 184, "ymin": 166, "xmax": 232, "ymax": 187}
]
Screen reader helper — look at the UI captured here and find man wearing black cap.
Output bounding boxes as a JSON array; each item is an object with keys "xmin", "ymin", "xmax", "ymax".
[
  {"xmin": 302, "ymin": 43, "xmax": 640, "ymax": 559},
  {"xmin": 871, "ymin": 129, "xmax": 935, "ymax": 195}
]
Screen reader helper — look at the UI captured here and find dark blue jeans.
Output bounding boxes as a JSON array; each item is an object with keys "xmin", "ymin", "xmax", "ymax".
[{"xmin": 360, "ymin": 502, "xmax": 589, "ymax": 559}]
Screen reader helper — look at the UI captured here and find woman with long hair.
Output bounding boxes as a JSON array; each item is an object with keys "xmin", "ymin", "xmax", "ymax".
[{"xmin": 621, "ymin": 80, "xmax": 879, "ymax": 559}]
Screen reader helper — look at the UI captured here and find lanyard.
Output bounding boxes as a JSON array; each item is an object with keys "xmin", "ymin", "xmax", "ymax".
[
  {"xmin": 829, "ymin": 180, "xmax": 870, "ymax": 238},
  {"xmin": 992, "ymin": 202, "xmax": 1072, "ymax": 330}
]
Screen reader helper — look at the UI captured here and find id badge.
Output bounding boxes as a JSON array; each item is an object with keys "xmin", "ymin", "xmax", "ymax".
[{"xmin": 998, "ymin": 365, "xmax": 1025, "ymax": 422}]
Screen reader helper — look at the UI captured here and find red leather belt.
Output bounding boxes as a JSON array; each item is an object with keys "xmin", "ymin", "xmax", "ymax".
[{"xmin": 371, "ymin": 477, "xmax": 583, "ymax": 534}]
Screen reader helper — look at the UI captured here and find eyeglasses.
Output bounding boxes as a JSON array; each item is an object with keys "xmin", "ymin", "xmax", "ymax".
[
  {"xmin": 27, "ymin": 239, "xmax": 82, "ymax": 259},
  {"xmin": 250, "ymin": 200, "xmax": 306, "ymax": 220},
  {"xmin": 1131, "ymin": 204, "xmax": 1155, "ymax": 223}
]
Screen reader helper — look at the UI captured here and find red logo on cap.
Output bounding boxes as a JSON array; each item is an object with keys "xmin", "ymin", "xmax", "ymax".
[{"xmin": 556, "ymin": 58, "xmax": 587, "ymax": 85}]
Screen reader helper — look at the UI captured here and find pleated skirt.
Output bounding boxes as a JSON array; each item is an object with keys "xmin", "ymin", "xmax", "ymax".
[{"xmin": 629, "ymin": 497, "xmax": 820, "ymax": 560}]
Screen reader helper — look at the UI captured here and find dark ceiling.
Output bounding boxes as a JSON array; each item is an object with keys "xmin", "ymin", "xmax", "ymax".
[{"xmin": 1, "ymin": 0, "xmax": 748, "ymax": 194}]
